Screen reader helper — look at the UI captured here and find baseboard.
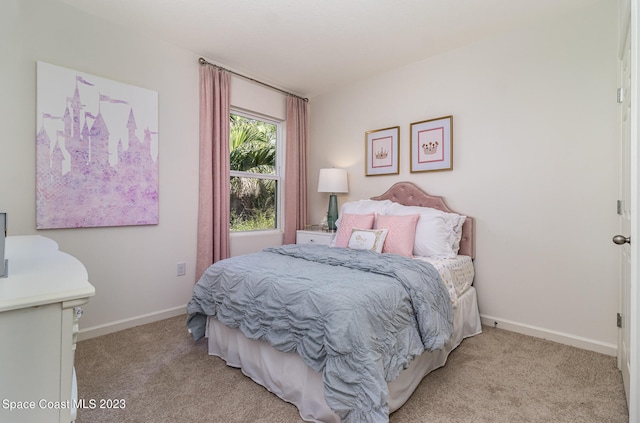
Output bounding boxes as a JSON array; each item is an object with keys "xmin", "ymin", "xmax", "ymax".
[
  {"xmin": 78, "ymin": 305, "xmax": 187, "ymax": 341},
  {"xmin": 480, "ymin": 314, "xmax": 617, "ymax": 357},
  {"xmin": 77, "ymin": 308, "xmax": 617, "ymax": 355}
]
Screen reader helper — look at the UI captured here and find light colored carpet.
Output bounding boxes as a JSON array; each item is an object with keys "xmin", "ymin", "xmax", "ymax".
[{"xmin": 74, "ymin": 315, "xmax": 628, "ymax": 422}]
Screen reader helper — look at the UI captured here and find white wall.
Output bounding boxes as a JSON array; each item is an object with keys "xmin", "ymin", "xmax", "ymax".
[
  {"xmin": 0, "ymin": 0, "xmax": 286, "ymax": 339},
  {"xmin": 309, "ymin": 0, "xmax": 620, "ymax": 354}
]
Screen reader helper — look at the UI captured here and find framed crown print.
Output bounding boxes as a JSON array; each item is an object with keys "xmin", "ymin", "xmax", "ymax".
[
  {"xmin": 410, "ymin": 115, "xmax": 453, "ymax": 173},
  {"xmin": 365, "ymin": 126, "xmax": 399, "ymax": 176}
]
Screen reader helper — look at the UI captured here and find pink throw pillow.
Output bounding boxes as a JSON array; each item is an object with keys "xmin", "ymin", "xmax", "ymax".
[
  {"xmin": 375, "ymin": 214, "xmax": 420, "ymax": 257},
  {"xmin": 334, "ymin": 213, "xmax": 375, "ymax": 248}
]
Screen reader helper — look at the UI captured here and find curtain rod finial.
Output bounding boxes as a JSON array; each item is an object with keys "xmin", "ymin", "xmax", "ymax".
[{"xmin": 198, "ymin": 57, "xmax": 207, "ymax": 65}]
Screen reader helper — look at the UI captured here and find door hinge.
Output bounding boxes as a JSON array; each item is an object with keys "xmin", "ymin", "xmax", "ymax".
[
  {"xmin": 617, "ymin": 199, "xmax": 623, "ymax": 215},
  {"xmin": 617, "ymin": 88, "xmax": 625, "ymax": 104},
  {"xmin": 617, "ymin": 313, "xmax": 622, "ymax": 328}
]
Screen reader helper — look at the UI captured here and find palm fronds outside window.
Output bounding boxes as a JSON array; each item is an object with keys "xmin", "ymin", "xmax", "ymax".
[{"xmin": 229, "ymin": 113, "xmax": 280, "ymax": 231}]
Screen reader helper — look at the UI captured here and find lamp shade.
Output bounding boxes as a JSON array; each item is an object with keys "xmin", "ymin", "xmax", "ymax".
[{"xmin": 317, "ymin": 168, "xmax": 348, "ymax": 193}]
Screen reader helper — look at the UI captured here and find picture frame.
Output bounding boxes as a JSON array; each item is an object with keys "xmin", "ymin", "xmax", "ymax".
[
  {"xmin": 410, "ymin": 115, "xmax": 453, "ymax": 173},
  {"xmin": 365, "ymin": 126, "xmax": 400, "ymax": 176}
]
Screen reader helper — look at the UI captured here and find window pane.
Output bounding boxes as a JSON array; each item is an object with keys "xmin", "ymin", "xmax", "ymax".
[
  {"xmin": 230, "ymin": 176, "xmax": 277, "ymax": 231},
  {"xmin": 230, "ymin": 114, "xmax": 276, "ymax": 175}
]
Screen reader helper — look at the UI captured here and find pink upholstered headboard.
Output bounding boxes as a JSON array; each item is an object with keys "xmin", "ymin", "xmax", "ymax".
[{"xmin": 370, "ymin": 181, "xmax": 475, "ymax": 258}]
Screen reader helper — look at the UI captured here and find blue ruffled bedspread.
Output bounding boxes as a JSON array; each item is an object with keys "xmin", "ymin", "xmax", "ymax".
[{"xmin": 186, "ymin": 244, "xmax": 453, "ymax": 422}]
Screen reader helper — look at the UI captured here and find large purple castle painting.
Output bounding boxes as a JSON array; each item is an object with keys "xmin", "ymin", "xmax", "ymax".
[{"xmin": 36, "ymin": 61, "xmax": 159, "ymax": 229}]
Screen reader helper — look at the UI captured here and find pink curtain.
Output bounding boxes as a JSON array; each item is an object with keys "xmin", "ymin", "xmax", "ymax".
[
  {"xmin": 283, "ymin": 96, "xmax": 308, "ymax": 244},
  {"xmin": 196, "ymin": 65, "xmax": 231, "ymax": 280}
]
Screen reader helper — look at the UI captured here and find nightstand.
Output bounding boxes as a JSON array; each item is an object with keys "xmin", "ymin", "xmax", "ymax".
[{"xmin": 296, "ymin": 229, "xmax": 335, "ymax": 246}]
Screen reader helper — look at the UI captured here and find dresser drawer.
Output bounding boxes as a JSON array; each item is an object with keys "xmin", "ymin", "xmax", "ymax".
[{"xmin": 296, "ymin": 230, "xmax": 334, "ymax": 246}]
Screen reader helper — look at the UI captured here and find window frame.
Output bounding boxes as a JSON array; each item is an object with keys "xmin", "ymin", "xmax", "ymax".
[{"xmin": 229, "ymin": 108, "xmax": 284, "ymax": 233}]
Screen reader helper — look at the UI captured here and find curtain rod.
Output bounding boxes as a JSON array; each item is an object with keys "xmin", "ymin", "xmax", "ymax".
[{"xmin": 198, "ymin": 57, "xmax": 309, "ymax": 102}]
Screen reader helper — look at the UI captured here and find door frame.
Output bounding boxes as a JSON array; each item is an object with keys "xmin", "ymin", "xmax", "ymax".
[{"xmin": 625, "ymin": 0, "xmax": 639, "ymax": 420}]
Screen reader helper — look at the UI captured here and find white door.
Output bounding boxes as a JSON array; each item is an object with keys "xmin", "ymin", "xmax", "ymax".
[{"xmin": 616, "ymin": 0, "xmax": 637, "ymax": 420}]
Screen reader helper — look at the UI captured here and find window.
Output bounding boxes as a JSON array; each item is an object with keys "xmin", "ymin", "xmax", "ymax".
[{"xmin": 229, "ymin": 111, "xmax": 281, "ymax": 232}]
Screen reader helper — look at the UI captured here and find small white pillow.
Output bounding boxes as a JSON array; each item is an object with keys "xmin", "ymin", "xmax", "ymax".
[{"xmin": 347, "ymin": 228, "xmax": 388, "ymax": 253}]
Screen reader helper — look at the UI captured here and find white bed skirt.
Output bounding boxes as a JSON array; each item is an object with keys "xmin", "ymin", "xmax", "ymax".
[{"xmin": 207, "ymin": 286, "xmax": 482, "ymax": 422}]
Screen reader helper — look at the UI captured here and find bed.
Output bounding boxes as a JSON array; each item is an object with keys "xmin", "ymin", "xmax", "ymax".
[{"xmin": 187, "ymin": 182, "xmax": 481, "ymax": 422}]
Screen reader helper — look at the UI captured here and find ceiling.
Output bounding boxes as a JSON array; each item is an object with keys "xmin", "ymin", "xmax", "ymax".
[{"xmin": 59, "ymin": 0, "xmax": 602, "ymax": 98}]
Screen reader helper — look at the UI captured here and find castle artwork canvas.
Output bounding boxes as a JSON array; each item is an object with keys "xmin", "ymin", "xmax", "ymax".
[{"xmin": 36, "ymin": 61, "xmax": 159, "ymax": 229}]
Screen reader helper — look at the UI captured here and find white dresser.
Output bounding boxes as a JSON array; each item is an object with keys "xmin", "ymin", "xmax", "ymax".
[
  {"xmin": 295, "ymin": 229, "xmax": 335, "ymax": 246},
  {"xmin": 0, "ymin": 236, "xmax": 95, "ymax": 423}
]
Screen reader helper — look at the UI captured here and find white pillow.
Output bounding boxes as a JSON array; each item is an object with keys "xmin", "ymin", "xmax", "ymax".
[
  {"xmin": 386, "ymin": 202, "xmax": 466, "ymax": 258},
  {"xmin": 334, "ymin": 200, "xmax": 394, "ymax": 229},
  {"xmin": 347, "ymin": 228, "xmax": 388, "ymax": 253}
]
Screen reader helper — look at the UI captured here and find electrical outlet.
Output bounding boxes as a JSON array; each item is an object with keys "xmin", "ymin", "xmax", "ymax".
[{"xmin": 176, "ymin": 262, "xmax": 186, "ymax": 276}]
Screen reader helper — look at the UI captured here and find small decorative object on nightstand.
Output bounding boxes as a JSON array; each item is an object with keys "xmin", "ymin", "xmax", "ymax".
[{"xmin": 296, "ymin": 229, "xmax": 335, "ymax": 246}]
